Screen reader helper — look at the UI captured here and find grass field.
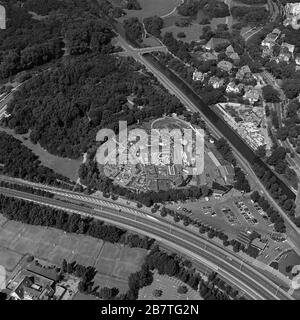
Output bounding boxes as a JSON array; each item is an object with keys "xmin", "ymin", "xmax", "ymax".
[
  {"xmin": 151, "ymin": 116, "xmax": 190, "ymax": 130},
  {"xmin": 95, "ymin": 242, "xmax": 147, "ymax": 281},
  {"xmin": 139, "ymin": 271, "xmax": 202, "ymax": 300},
  {"xmin": 0, "ymin": 127, "xmax": 82, "ymax": 181},
  {"xmin": 0, "ymin": 218, "xmax": 148, "ymax": 294},
  {"xmin": 0, "ymin": 247, "xmax": 22, "ymax": 272}
]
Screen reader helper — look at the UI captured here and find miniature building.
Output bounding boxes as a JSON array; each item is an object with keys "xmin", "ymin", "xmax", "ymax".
[
  {"xmin": 236, "ymin": 65, "xmax": 252, "ymax": 81},
  {"xmin": 208, "ymin": 76, "xmax": 224, "ymax": 89},
  {"xmin": 225, "ymin": 45, "xmax": 240, "ymax": 63},
  {"xmin": 204, "ymin": 37, "xmax": 230, "ymax": 51},
  {"xmin": 217, "ymin": 60, "xmax": 233, "ymax": 73},
  {"xmin": 192, "ymin": 70, "xmax": 204, "ymax": 81}
]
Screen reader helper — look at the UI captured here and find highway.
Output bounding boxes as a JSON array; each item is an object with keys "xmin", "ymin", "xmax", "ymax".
[{"xmin": 0, "ymin": 186, "xmax": 294, "ymax": 300}]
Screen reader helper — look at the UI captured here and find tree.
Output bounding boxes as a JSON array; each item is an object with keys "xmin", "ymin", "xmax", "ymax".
[
  {"xmin": 62, "ymin": 259, "xmax": 68, "ymax": 273},
  {"xmin": 262, "ymin": 85, "xmax": 280, "ymax": 103},
  {"xmin": 177, "ymin": 32, "xmax": 186, "ymax": 39},
  {"xmin": 177, "ymin": 285, "xmax": 188, "ymax": 294},
  {"xmin": 286, "ymin": 265, "xmax": 293, "ymax": 273},
  {"xmin": 256, "ymin": 145, "xmax": 266, "ymax": 158},
  {"xmin": 124, "ymin": 18, "xmax": 143, "ymax": 42},
  {"xmin": 153, "ymin": 289, "xmax": 163, "ymax": 297},
  {"xmin": 143, "ymin": 16, "xmax": 164, "ymax": 37}
]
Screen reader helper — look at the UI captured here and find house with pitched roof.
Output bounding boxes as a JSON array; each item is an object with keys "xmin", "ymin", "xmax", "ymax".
[
  {"xmin": 225, "ymin": 45, "xmax": 240, "ymax": 63},
  {"xmin": 217, "ymin": 60, "xmax": 233, "ymax": 73},
  {"xmin": 204, "ymin": 37, "xmax": 230, "ymax": 51}
]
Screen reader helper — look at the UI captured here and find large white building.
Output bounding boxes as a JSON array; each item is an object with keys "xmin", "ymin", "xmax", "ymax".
[{"xmin": 284, "ymin": 3, "xmax": 300, "ymax": 29}]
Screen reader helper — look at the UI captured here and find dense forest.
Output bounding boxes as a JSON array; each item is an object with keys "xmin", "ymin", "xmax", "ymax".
[
  {"xmin": 0, "ymin": 0, "xmax": 109, "ymax": 79},
  {"xmin": 0, "ymin": 132, "xmax": 71, "ymax": 186},
  {"xmin": 0, "ymin": 193, "xmax": 155, "ymax": 248},
  {"xmin": 3, "ymin": 53, "xmax": 185, "ymax": 159}
]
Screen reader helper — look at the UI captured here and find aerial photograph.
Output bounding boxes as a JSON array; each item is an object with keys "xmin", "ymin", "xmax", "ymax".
[{"xmin": 0, "ymin": 0, "xmax": 300, "ymax": 310}]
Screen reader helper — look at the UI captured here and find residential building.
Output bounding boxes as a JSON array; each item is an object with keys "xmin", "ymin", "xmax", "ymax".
[
  {"xmin": 204, "ymin": 37, "xmax": 230, "ymax": 51},
  {"xmin": 192, "ymin": 70, "xmax": 204, "ymax": 81},
  {"xmin": 284, "ymin": 3, "xmax": 300, "ymax": 28},
  {"xmin": 295, "ymin": 54, "xmax": 300, "ymax": 65},
  {"xmin": 9, "ymin": 272, "xmax": 55, "ymax": 300},
  {"xmin": 243, "ymin": 87, "xmax": 260, "ymax": 104},
  {"xmin": 217, "ymin": 60, "xmax": 233, "ymax": 73},
  {"xmin": 261, "ymin": 29, "xmax": 281, "ymax": 49},
  {"xmin": 208, "ymin": 76, "xmax": 224, "ymax": 89},
  {"xmin": 251, "ymin": 238, "xmax": 267, "ymax": 251},
  {"xmin": 0, "ymin": 5, "xmax": 5, "ymax": 30},
  {"xmin": 277, "ymin": 46, "xmax": 292, "ymax": 63},
  {"xmin": 281, "ymin": 42, "xmax": 295, "ymax": 55},
  {"xmin": 201, "ymin": 52, "xmax": 217, "ymax": 61},
  {"xmin": 226, "ymin": 81, "xmax": 242, "ymax": 94},
  {"xmin": 236, "ymin": 65, "xmax": 252, "ymax": 81}
]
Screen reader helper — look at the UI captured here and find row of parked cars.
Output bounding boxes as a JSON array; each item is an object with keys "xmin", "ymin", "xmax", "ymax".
[
  {"xmin": 235, "ymin": 201, "xmax": 258, "ymax": 226},
  {"xmin": 222, "ymin": 207, "xmax": 240, "ymax": 226}
]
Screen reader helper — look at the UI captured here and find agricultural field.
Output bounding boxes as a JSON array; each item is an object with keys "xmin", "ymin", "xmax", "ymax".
[
  {"xmin": 139, "ymin": 271, "xmax": 202, "ymax": 300},
  {"xmin": 0, "ymin": 218, "xmax": 147, "ymax": 293}
]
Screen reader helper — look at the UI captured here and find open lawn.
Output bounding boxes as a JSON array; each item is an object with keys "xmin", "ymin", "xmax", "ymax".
[
  {"xmin": 0, "ymin": 127, "xmax": 82, "ymax": 181},
  {"xmin": 139, "ymin": 271, "xmax": 202, "ymax": 300},
  {"xmin": 113, "ymin": 0, "xmax": 182, "ymax": 21},
  {"xmin": 0, "ymin": 218, "xmax": 148, "ymax": 295},
  {"xmin": 95, "ymin": 242, "xmax": 147, "ymax": 281},
  {"xmin": 278, "ymin": 250, "xmax": 300, "ymax": 279},
  {"xmin": 0, "ymin": 247, "xmax": 22, "ymax": 272}
]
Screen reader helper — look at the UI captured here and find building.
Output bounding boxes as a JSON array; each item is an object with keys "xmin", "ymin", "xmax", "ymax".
[
  {"xmin": 277, "ymin": 46, "xmax": 292, "ymax": 63},
  {"xmin": 226, "ymin": 81, "xmax": 241, "ymax": 94},
  {"xmin": 201, "ymin": 52, "xmax": 217, "ymax": 61},
  {"xmin": 243, "ymin": 87, "xmax": 260, "ymax": 104},
  {"xmin": 9, "ymin": 271, "xmax": 55, "ymax": 300},
  {"xmin": 225, "ymin": 45, "xmax": 240, "ymax": 63},
  {"xmin": 295, "ymin": 55, "xmax": 300, "ymax": 65},
  {"xmin": 217, "ymin": 60, "xmax": 233, "ymax": 73},
  {"xmin": 251, "ymin": 238, "xmax": 267, "ymax": 251},
  {"xmin": 285, "ymin": 3, "xmax": 300, "ymax": 16},
  {"xmin": 284, "ymin": 3, "xmax": 300, "ymax": 28},
  {"xmin": 261, "ymin": 29, "xmax": 281, "ymax": 49},
  {"xmin": 192, "ymin": 70, "xmax": 204, "ymax": 81},
  {"xmin": 236, "ymin": 65, "xmax": 252, "ymax": 81},
  {"xmin": 281, "ymin": 42, "xmax": 295, "ymax": 55},
  {"xmin": 204, "ymin": 37, "xmax": 230, "ymax": 51},
  {"xmin": 0, "ymin": 5, "xmax": 5, "ymax": 30},
  {"xmin": 208, "ymin": 76, "xmax": 224, "ymax": 89}
]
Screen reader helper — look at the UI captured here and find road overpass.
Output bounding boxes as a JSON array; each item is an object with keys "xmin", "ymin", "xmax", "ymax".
[{"xmin": 0, "ymin": 185, "xmax": 294, "ymax": 300}]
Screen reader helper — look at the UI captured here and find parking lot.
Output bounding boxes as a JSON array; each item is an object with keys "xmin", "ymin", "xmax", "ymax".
[{"xmin": 167, "ymin": 193, "xmax": 278, "ymax": 239}]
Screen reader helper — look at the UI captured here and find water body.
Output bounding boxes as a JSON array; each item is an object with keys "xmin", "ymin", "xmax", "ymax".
[{"xmin": 0, "ymin": 127, "xmax": 82, "ymax": 182}]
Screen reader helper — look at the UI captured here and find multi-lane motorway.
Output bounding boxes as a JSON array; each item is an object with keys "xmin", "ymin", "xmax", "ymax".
[{"xmin": 0, "ymin": 177, "xmax": 294, "ymax": 300}]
